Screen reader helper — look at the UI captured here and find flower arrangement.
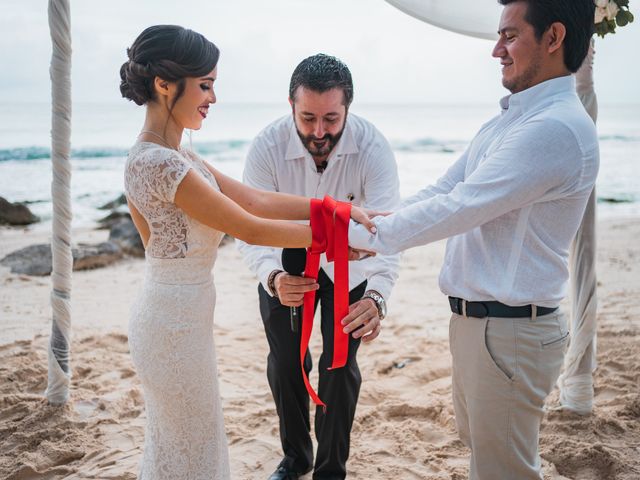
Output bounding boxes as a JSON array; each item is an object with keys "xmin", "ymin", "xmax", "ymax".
[{"xmin": 594, "ymin": 0, "xmax": 634, "ymax": 37}]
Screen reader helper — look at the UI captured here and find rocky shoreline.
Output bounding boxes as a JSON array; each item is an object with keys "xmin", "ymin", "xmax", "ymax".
[{"xmin": 0, "ymin": 194, "xmax": 144, "ymax": 276}]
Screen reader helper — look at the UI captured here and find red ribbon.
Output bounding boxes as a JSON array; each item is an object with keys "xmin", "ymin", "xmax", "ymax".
[{"xmin": 300, "ymin": 196, "xmax": 352, "ymax": 411}]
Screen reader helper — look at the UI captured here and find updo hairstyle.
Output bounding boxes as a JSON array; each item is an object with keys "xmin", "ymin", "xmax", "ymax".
[{"xmin": 120, "ymin": 25, "xmax": 219, "ymax": 107}]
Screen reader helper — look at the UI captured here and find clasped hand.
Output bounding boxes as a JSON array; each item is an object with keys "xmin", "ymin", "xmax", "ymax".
[
  {"xmin": 273, "ymin": 205, "xmax": 386, "ymax": 342},
  {"xmin": 348, "ymin": 205, "xmax": 386, "ymax": 261},
  {"xmin": 273, "ymin": 272, "xmax": 381, "ymax": 343}
]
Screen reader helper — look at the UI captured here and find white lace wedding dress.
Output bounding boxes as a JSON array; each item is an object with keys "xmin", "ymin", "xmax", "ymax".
[{"xmin": 124, "ymin": 141, "xmax": 230, "ymax": 479}]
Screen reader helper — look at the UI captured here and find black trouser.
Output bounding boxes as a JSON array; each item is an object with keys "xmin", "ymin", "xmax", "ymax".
[{"xmin": 259, "ymin": 269, "xmax": 367, "ymax": 480}]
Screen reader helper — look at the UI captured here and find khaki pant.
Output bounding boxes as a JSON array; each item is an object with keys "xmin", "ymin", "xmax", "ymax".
[{"xmin": 449, "ymin": 310, "xmax": 569, "ymax": 480}]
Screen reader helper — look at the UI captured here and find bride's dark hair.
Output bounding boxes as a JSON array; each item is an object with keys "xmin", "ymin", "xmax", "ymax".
[{"xmin": 120, "ymin": 25, "xmax": 219, "ymax": 107}]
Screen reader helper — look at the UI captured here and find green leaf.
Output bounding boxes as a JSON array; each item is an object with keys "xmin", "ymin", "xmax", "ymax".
[
  {"xmin": 595, "ymin": 21, "xmax": 609, "ymax": 38},
  {"xmin": 617, "ymin": 10, "xmax": 630, "ymax": 26}
]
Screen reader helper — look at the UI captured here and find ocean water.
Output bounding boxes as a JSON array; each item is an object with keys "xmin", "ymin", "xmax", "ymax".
[{"xmin": 1, "ymin": 101, "xmax": 638, "ymax": 230}]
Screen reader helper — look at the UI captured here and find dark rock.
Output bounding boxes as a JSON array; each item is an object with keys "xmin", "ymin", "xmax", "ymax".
[
  {"xmin": 1, "ymin": 244, "xmax": 52, "ymax": 275},
  {"xmin": 0, "ymin": 242, "xmax": 123, "ymax": 276},
  {"xmin": 97, "ymin": 209, "xmax": 131, "ymax": 230},
  {"xmin": 109, "ymin": 217, "xmax": 144, "ymax": 257},
  {"xmin": 598, "ymin": 196, "xmax": 634, "ymax": 204},
  {"xmin": 0, "ymin": 196, "xmax": 39, "ymax": 225},
  {"xmin": 73, "ymin": 242, "xmax": 123, "ymax": 270},
  {"xmin": 99, "ymin": 193, "xmax": 127, "ymax": 210}
]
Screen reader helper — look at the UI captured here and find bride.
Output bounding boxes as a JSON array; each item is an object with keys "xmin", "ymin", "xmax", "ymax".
[{"xmin": 120, "ymin": 25, "xmax": 371, "ymax": 479}]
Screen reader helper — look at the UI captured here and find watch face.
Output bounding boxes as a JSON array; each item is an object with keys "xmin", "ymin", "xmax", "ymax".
[
  {"xmin": 368, "ymin": 293, "xmax": 385, "ymax": 319},
  {"xmin": 364, "ymin": 292, "xmax": 386, "ymax": 318}
]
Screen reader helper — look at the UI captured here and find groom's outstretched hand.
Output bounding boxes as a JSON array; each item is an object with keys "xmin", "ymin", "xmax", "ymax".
[{"xmin": 341, "ymin": 298, "xmax": 382, "ymax": 343}]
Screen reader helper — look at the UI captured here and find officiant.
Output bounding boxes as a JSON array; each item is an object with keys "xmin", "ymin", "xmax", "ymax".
[{"xmin": 237, "ymin": 54, "xmax": 400, "ymax": 480}]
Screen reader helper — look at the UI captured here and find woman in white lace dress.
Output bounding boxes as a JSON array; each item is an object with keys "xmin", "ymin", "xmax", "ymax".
[{"xmin": 119, "ymin": 26, "xmax": 372, "ymax": 480}]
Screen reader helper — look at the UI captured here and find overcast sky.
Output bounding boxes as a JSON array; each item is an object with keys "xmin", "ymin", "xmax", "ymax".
[{"xmin": 1, "ymin": 0, "xmax": 639, "ymax": 106}]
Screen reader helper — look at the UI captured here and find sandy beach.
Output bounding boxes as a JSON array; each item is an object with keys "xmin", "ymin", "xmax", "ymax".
[{"xmin": 1, "ymin": 216, "xmax": 638, "ymax": 480}]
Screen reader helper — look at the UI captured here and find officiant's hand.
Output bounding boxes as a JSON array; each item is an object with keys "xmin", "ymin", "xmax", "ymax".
[
  {"xmin": 274, "ymin": 272, "xmax": 319, "ymax": 307},
  {"xmin": 341, "ymin": 298, "xmax": 382, "ymax": 343}
]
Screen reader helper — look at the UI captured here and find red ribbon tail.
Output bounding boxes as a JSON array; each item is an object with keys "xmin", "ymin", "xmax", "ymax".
[
  {"xmin": 329, "ymin": 201, "xmax": 351, "ymax": 370},
  {"xmin": 300, "ymin": 251, "xmax": 325, "ymax": 410},
  {"xmin": 299, "ymin": 197, "xmax": 352, "ymax": 409},
  {"xmin": 300, "ymin": 198, "xmax": 327, "ymax": 409}
]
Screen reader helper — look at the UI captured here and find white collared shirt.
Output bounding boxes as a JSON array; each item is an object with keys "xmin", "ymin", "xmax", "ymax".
[
  {"xmin": 349, "ymin": 76, "xmax": 599, "ymax": 307},
  {"xmin": 237, "ymin": 113, "xmax": 401, "ymax": 301}
]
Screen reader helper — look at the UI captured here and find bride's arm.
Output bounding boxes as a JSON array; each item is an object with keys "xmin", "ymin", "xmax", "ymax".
[
  {"xmin": 203, "ymin": 162, "xmax": 376, "ymax": 231},
  {"xmin": 175, "ymin": 169, "xmax": 311, "ymax": 248},
  {"xmin": 203, "ymin": 162, "xmax": 308, "ymax": 220}
]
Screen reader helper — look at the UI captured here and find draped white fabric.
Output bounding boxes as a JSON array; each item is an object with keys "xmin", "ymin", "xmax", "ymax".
[
  {"xmin": 559, "ymin": 39, "xmax": 598, "ymax": 415},
  {"xmin": 46, "ymin": 0, "xmax": 73, "ymax": 405},
  {"xmin": 384, "ymin": 0, "xmax": 501, "ymax": 40}
]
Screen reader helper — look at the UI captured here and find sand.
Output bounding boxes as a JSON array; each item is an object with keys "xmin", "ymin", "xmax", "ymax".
[{"xmin": 1, "ymin": 217, "xmax": 639, "ymax": 479}]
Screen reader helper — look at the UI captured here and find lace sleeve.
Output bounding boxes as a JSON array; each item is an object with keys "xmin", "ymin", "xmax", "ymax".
[{"xmin": 125, "ymin": 145, "xmax": 192, "ymax": 208}]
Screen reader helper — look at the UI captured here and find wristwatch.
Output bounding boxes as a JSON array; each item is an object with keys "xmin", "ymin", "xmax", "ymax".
[{"xmin": 363, "ymin": 290, "xmax": 386, "ymax": 320}]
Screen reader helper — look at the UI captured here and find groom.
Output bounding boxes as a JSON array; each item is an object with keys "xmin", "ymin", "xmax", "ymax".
[
  {"xmin": 349, "ymin": 0, "xmax": 598, "ymax": 478},
  {"xmin": 237, "ymin": 54, "xmax": 400, "ymax": 479}
]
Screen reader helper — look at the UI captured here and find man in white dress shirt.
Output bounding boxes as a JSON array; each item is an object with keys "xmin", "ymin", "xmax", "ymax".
[
  {"xmin": 348, "ymin": 1, "xmax": 598, "ymax": 478},
  {"xmin": 237, "ymin": 54, "xmax": 400, "ymax": 480}
]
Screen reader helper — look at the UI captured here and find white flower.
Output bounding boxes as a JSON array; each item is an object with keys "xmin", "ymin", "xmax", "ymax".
[
  {"xmin": 606, "ymin": 1, "xmax": 620, "ymax": 20},
  {"xmin": 595, "ymin": 5, "xmax": 608, "ymax": 23},
  {"xmin": 595, "ymin": 0, "xmax": 609, "ymax": 8}
]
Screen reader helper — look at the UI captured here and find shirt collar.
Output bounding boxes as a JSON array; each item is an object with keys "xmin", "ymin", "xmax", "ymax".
[
  {"xmin": 499, "ymin": 75, "xmax": 576, "ymax": 113},
  {"xmin": 284, "ymin": 115, "xmax": 359, "ymax": 161}
]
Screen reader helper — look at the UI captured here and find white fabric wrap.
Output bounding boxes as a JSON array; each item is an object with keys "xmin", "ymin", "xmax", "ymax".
[
  {"xmin": 558, "ymin": 38, "xmax": 598, "ymax": 415},
  {"xmin": 46, "ymin": 0, "xmax": 73, "ymax": 405}
]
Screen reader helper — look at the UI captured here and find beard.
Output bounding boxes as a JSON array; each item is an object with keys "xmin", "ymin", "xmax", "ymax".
[
  {"xmin": 295, "ymin": 120, "xmax": 346, "ymax": 161},
  {"xmin": 502, "ymin": 54, "xmax": 542, "ymax": 94}
]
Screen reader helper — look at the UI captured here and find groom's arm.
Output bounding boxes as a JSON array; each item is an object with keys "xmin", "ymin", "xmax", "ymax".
[
  {"xmin": 349, "ymin": 120, "xmax": 586, "ymax": 255},
  {"xmin": 398, "ymin": 145, "xmax": 469, "ymax": 209},
  {"xmin": 398, "ymin": 113, "xmax": 504, "ymax": 210}
]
